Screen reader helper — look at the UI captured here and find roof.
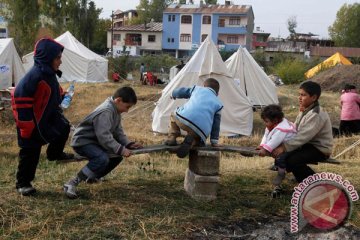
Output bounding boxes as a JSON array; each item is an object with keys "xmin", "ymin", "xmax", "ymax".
[
  {"xmin": 310, "ymin": 46, "xmax": 360, "ymax": 58},
  {"xmin": 113, "ymin": 22, "xmax": 162, "ymax": 32},
  {"xmin": 164, "ymin": 4, "xmax": 252, "ymax": 14}
]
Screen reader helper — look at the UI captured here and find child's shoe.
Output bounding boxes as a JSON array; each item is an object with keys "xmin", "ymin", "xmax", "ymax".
[
  {"xmin": 177, "ymin": 135, "xmax": 194, "ymax": 158},
  {"xmin": 164, "ymin": 138, "xmax": 177, "ymax": 146},
  {"xmin": 17, "ymin": 186, "xmax": 36, "ymax": 196},
  {"xmin": 63, "ymin": 183, "xmax": 78, "ymax": 199},
  {"xmin": 48, "ymin": 152, "xmax": 75, "ymax": 161},
  {"xmin": 271, "ymin": 185, "xmax": 283, "ymax": 198}
]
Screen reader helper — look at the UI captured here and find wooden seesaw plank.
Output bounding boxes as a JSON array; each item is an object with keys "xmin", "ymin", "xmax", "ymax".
[{"xmin": 56, "ymin": 144, "xmax": 341, "ymax": 165}]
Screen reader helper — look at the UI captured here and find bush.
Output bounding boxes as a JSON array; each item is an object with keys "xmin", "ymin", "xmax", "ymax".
[{"xmin": 271, "ymin": 58, "xmax": 309, "ymax": 84}]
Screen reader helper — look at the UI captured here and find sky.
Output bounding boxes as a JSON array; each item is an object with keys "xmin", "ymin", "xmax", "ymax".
[{"xmin": 92, "ymin": 0, "xmax": 358, "ymax": 39}]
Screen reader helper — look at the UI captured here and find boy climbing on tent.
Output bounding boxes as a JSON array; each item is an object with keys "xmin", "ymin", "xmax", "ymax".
[{"xmin": 164, "ymin": 78, "xmax": 223, "ymax": 158}]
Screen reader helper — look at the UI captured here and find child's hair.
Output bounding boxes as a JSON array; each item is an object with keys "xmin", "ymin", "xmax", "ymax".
[
  {"xmin": 204, "ymin": 78, "xmax": 220, "ymax": 94},
  {"xmin": 343, "ymin": 84, "xmax": 356, "ymax": 91},
  {"xmin": 113, "ymin": 87, "xmax": 137, "ymax": 104},
  {"xmin": 261, "ymin": 104, "xmax": 284, "ymax": 122},
  {"xmin": 300, "ymin": 81, "xmax": 321, "ymax": 99}
]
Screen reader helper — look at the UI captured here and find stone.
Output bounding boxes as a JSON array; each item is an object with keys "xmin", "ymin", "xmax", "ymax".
[
  {"xmin": 184, "ymin": 168, "xmax": 219, "ymax": 201},
  {"xmin": 189, "ymin": 150, "xmax": 220, "ymax": 176}
]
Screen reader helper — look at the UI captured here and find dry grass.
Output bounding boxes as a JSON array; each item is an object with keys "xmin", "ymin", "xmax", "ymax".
[{"xmin": 0, "ymin": 82, "xmax": 359, "ymax": 239}]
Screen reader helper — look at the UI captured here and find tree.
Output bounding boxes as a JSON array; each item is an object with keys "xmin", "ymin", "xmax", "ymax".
[
  {"xmin": 329, "ymin": 3, "xmax": 360, "ymax": 47},
  {"xmin": 205, "ymin": 0, "xmax": 217, "ymax": 4},
  {"xmin": 1, "ymin": 0, "xmax": 40, "ymax": 56},
  {"xmin": 91, "ymin": 18, "xmax": 111, "ymax": 54},
  {"xmin": 133, "ymin": 0, "xmax": 174, "ymax": 25},
  {"xmin": 287, "ymin": 16, "xmax": 297, "ymax": 40}
]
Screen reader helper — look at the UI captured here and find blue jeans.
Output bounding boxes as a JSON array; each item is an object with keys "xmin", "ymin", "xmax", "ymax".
[{"xmin": 73, "ymin": 144, "xmax": 123, "ymax": 179}]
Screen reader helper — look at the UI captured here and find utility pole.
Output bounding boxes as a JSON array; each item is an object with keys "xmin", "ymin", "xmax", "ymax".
[{"xmin": 111, "ymin": 10, "xmax": 114, "ymax": 56}]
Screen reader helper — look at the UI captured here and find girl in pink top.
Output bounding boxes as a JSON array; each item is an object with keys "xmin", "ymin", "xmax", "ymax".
[{"xmin": 340, "ymin": 84, "xmax": 360, "ymax": 136}]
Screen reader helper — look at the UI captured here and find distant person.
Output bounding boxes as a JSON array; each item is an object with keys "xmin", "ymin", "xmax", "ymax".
[
  {"xmin": 63, "ymin": 87, "xmax": 143, "ymax": 199},
  {"xmin": 11, "ymin": 38, "xmax": 74, "ymax": 196},
  {"xmin": 139, "ymin": 63, "xmax": 145, "ymax": 83},
  {"xmin": 272, "ymin": 81, "xmax": 333, "ymax": 184},
  {"xmin": 339, "ymin": 84, "xmax": 360, "ymax": 136},
  {"xmin": 176, "ymin": 60, "xmax": 185, "ymax": 71},
  {"xmin": 164, "ymin": 78, "xmax": 223, "ymax": 158},
  {"xmin": 257, "ymin": 105, "xmax": 296, "ymax": 197}
]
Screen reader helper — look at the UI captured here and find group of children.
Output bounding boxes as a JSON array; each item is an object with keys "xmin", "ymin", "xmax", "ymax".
[{"xmin": 12, "ymin": 37, "xmax": 334, "ymax": 199}]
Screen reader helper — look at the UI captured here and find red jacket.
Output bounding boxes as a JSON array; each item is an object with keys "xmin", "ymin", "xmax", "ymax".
[{"xmin": 12, "ymin": 38, "xmax": 69, "ymax": 147}]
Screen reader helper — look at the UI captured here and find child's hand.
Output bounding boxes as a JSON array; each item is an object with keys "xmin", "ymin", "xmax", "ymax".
[
  {"xmin": 211, "ymin": 143, "xmax": 222, "ymax": 147},
  {"xmin": 258, "ymin": 148, "xmax": 268, "ymax": 157},
  {"xmin": 122, "ymin": 148, "xmax": 132, "ymax": 157},
  {"xmin": 128, "ymin": 142, "xmax": 143, "ymax": 149},
  {"xmin": 255, "ymin": 146, "xmax": 261, "ymax": 150}
]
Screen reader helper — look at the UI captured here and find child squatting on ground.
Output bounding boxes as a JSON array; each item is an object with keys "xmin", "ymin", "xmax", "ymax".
[
  {"xmin": 63, "ymin": 87, "xmax": 143, "ymax": 199},
  {"xmin": 257, "ymin": 105, "xmax": 296, "ymax": 197},
  {"xmin": 165, "ymin": 78, "xmax": 223, "ymax": 158}
]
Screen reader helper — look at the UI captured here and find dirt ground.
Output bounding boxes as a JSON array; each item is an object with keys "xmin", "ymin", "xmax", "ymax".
[{"xmin": 310, "ymin": 65, "xmax": 360, "ymax": 92}]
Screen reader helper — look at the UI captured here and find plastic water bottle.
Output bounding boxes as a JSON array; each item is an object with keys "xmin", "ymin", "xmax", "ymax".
[{"xmin": 61, "ymin": 83, "xmax": 75, "ymax": 109}]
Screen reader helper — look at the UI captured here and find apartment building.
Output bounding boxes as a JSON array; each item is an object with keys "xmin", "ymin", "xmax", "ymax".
[{"xmin": 162, "ymin": 1, "xmax": 254, "ymax": 58}]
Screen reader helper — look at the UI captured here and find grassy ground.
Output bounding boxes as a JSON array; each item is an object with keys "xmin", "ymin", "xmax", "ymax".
[{"xmin": 0, "ymin": 81, "xmax": 359, "ymax": 239}]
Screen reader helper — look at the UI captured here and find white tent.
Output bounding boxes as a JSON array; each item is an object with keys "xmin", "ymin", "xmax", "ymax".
[
  {"xmin": 0, "ymin": 38, "xmax": 25, "ymax": 89},
  {"xmin": 152, "ymin": 37, "xmax": 254, "ymax": 137},
  {"xmin": 225, "ymin": 47, "xmax": 278, "ymax": 106},
  {"xmin": 22, "ymin": 31, "xmax": 108, "ymax": 83}
]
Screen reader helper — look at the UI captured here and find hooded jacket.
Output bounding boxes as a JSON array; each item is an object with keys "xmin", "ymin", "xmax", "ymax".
[{"xmin": 12, "ymin": 38, "xmax": 69, "ymax": 147}]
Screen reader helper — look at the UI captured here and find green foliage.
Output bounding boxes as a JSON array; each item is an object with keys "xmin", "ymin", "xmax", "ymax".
[
  {"xmin": 253, "ymin": 50, "xmax": 267, "ymax": 71},
  {"xmin": 271, "ymin": 58, "xmax": 308, "ymax": 84},
  {"xmin": 329, "ymin": 3, "xmax": 360, "ymax": 47},
  {"xmin": 2, "ymin": 0, "xmax": 40, "ymax": 56},
  {"xmin": 133, "ymin": 0, "xmax": 174, "ymax": 25},
  {"xmin": 107, "ymin": 54, "xmax": 178, "ymax": 80},
  {"xmin": 90, "ymin": 19, "xmax": 111, "ymax": 54},
  {"xmin": 219, "ymin": 49, "xmax": 236, "ymax": 61},
  {"xmin": 205, "ymin": 0, "xmax": 218, "ymax": 4}
]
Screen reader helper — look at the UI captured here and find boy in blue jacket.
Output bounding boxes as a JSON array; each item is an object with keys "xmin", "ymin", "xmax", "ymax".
[
  {"xmin": 165, "ymin": 78, "xmax": 223, "ymax": 158},
  {"xmin": 12, "ymin": 38, "xmax": 73, "ymax": 196}
]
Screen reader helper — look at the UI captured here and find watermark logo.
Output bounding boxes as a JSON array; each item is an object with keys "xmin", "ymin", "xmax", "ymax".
[{"xmin": 290, "ymin": 172, "xmax": 358, "ymax": 233}]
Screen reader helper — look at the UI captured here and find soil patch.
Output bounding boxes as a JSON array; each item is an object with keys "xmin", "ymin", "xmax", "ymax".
[
  {"xmin": 310, "ymin": 65, "xmax": 360, "ymax": 92},
  {"xmin": 187, "ymin": 216, "xmax": 360, "ymax": 239}
]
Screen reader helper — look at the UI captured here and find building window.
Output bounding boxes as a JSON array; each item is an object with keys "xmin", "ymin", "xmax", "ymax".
[
  {"xmin": 227, "ymin": 35, "xmax": 238, "ymax": 43},
  {"xmin": 202, "ymin": 16, "xmax": 211, "ymax": 24},
  {"xmin": 167, "ymin": 38, "xmax": 170, "ymax": 43},
  {"xmin": 168, "ymin": 15, "xmax": 175, "ymax": 22},
  {"xmin": 218, "ymin": 18, "xmax": 225, "ymax": 27},
  {"xmin": 229, "ymin": 17, "xmax": 241, "ymax": 25},
  {"xmin": 201, "ymin": 34, "xmax": 208, "ymax": 42},
  {"xmin": 168, "ymin": 38, "xmax": 175, "ymax": 43},
  {"xmin": 180, "ymin": 34, "xmax": 191, "ymax": 42},
  {"xmin": 148, "ymin": 35, "xmax": 156, "ymax": 42},
  {"xmin": 171, "ymin": 38, "xmax": 174, "ymax": 43},
  {"xmin": 181, "ymin": 15, "xmax": 192, "ymax": 24},
  {"xmin": 113, "ymin": 34, "xmax": 121, "ymax": 41}
]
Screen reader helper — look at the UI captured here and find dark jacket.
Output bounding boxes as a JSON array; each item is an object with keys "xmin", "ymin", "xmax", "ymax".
[{"xmin": 12, "ymin": 38, "xmax": 69, "ymax": 147}]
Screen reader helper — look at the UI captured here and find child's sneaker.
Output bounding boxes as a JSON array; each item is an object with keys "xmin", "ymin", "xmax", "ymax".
[
  {"xmin": 271, "ymin": 185, "xmax": 283, "ymax": 198},
  {"xmin": 164, "ymin": 138, "xmax": 177, "ymax": 146},
  {"xmin": 17, "ymin": 186, "xmax": 36, "ymax": 196},
  {"xmin": 176, "ymin": 135, "xmax": 194, "ymax": 158},
  {"xmin": 63, "ymin": 183, "xmax": 78, "ymax": 199}
]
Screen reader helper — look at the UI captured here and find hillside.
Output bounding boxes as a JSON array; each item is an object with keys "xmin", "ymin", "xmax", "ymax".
[{"xmin": 310, "ymin": 65, "xmax": 360, "ymax": 92}]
